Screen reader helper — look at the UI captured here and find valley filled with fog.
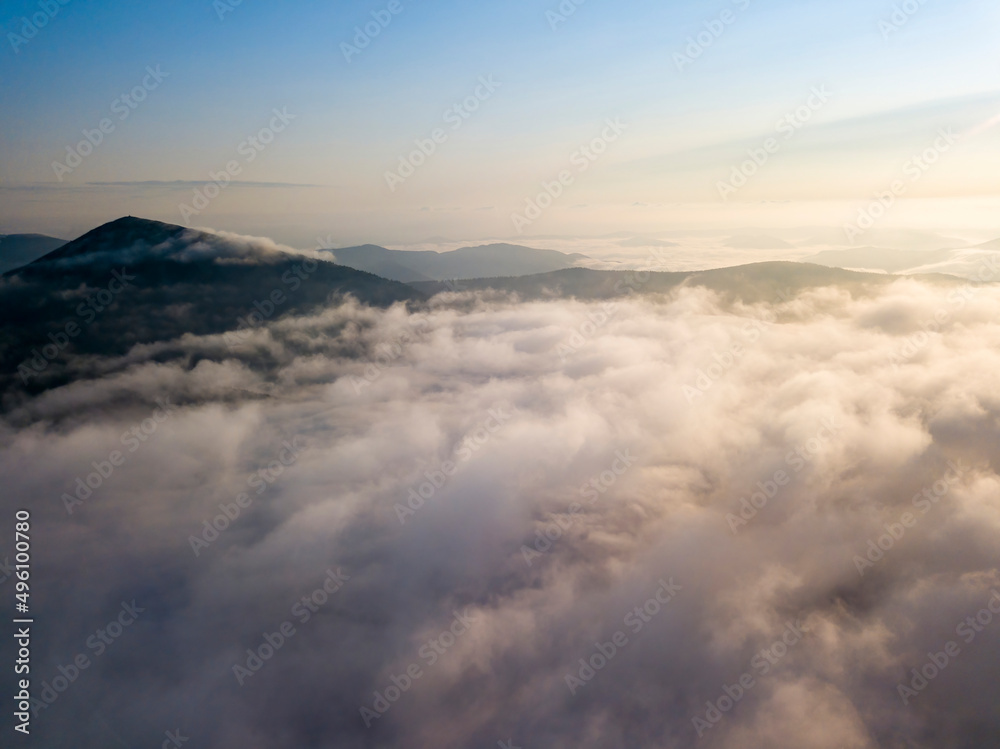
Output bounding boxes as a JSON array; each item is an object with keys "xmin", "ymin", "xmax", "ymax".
[{"xmin": 3, "ymin": 220, "xmax": 999, "ymax": 747}]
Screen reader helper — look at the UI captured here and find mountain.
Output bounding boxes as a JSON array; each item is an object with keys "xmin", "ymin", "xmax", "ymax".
[
  {"xmin": 323, "ymin": 242, "xmax": 588, "ymax": 282},
  {"xmin": 0, "ymin": 233, "xmax": 66, "ymax": 273},
  {"xmin": 409, "ymin": 261, "xmax": 966, "ymax": 304},
  {"xmin": 3, "ymin": 217, "xmax": 975, "ymax": 406},
  {"xmin": 31, "ymin": 215, "xmax": 188, "ymax": 264},
  {"xmin": 801, "ymin": 246, "xmax": 955, "ymax": 273},
  {"xmin": 0, "ymin": 217, "xmax": 422, "ymax": 400}
]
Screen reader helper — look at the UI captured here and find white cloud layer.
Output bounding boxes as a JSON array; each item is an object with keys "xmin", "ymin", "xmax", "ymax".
[{"xmin": 4, "ymin": 276, "xmax": 1000, "ymax": 747}]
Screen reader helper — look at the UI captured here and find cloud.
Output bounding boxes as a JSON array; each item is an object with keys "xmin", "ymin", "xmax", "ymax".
[{"xmin": 3, "ymin": 276, "xmax": 1000, "ymax": 747}]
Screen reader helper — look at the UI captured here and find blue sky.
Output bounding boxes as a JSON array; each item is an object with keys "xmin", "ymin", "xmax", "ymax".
[{"xmin": 1, "ymin": 0, "xmax": 998, "ymax": 244}]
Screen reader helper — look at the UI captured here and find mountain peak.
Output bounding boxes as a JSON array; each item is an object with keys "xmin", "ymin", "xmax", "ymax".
[{"xmin": 33, "ymin": 216, "xmax": 192, "ymax": 265}]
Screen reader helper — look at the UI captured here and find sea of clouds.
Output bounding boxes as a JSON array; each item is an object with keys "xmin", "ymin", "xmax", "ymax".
[{"xmin": 3, "ymin": 275, "xmax": 1000, "ymax": 748}]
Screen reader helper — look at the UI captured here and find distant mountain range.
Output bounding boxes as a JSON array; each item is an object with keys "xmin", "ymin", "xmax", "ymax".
[
  {"xmin": 0, "ymin": 233, "xmax": 66, "ymax": 273},
  {"xmin": 322, "ymin": 242, "xmax": 589, "ymax": 282},
  {"xmin": 973, "ymin": 237, "xmax": 1000, "ymax": 251},
  {"xmin": 801, "ymin": 246, "xmax": 955, "ymax": 273},
  {"xmin": 410, "ymin": 262, "xmax": 964, "ymax": 304},
  {"xmin": 0, "ymin": 216, "xmax": 984, "ymax": 403}
]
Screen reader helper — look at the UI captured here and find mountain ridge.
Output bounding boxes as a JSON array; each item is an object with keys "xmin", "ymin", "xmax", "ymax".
[
  {"xmin": 322, "ymin": 241, "xmax": 589, "ymax": 282},
  {"xmin": 0, "ymin": 233, "xmax": 67, "ymax": 273},
  {"xmin": 408, "ymin": 261, "xmax": 971, "ymax": 304}
]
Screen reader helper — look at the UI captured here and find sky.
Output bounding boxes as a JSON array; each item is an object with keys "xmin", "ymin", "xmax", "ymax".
[{"xmin": 1, "ymin": 0, "xmax": 999, "ymax": 246}]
